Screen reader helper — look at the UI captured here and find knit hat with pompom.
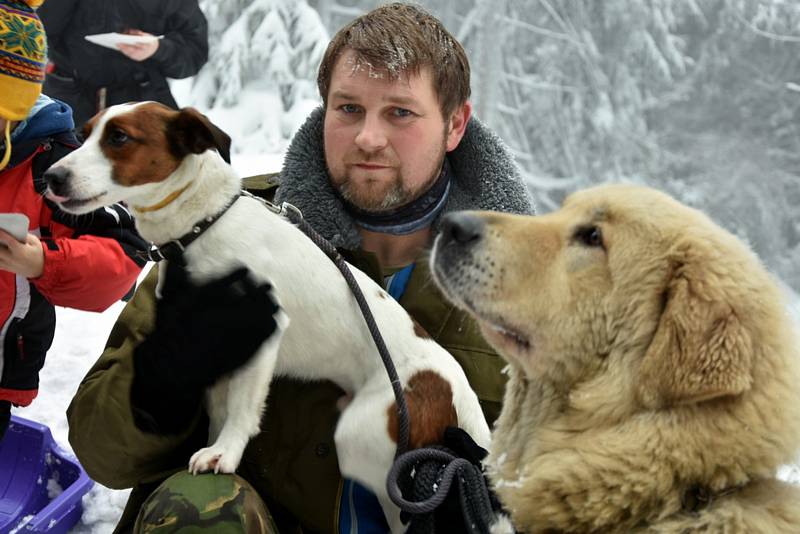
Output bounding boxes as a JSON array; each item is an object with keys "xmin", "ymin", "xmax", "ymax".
[
  {"xmin": 0, "ymin": 0, "xmax": 46, "ymax": 168},
  {"xmin": 0, "ymin": 0, "xmax": 46, "ymax": 120}
]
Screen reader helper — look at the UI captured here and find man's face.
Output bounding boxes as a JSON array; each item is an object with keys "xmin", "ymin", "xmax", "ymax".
[{"xmin": 324, "ymin": 50, "xmax": 467, "ymax": 212}]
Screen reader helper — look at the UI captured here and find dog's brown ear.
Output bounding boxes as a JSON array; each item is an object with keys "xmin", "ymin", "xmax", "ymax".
[
  {"xmin": 168, "ymin": 107, "xmax": 232, "ymax": 164},
  {"xmin": 637, "ymin": 239, "xmax": 753, "ymax": 409}
]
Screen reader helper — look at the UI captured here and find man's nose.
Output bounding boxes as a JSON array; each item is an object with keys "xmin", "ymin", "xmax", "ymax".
[{"xmin": 354, "ymin": 115, "xmax": 388, "ymax": 152}]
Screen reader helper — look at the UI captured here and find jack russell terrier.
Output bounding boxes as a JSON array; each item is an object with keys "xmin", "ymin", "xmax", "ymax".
[{"xmin": 43, "ymin": 102, "xmax": 490, "ymax": 531}]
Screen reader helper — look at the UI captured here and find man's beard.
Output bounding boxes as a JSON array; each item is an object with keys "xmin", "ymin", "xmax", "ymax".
[{"xmin": 332, "ymin": 138, "xmax": 447, "ymax": 213}]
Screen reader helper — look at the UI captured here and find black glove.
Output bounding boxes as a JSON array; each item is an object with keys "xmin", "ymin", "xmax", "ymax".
[
  {"xmin": 399, "ymin": 426, "xmax": 504, "ymax": 534},
  {"xmin": 435, "ymin": 427, "xmax": 504, "ymax": 532},
  {"xmin": 131, "ymin": 262, "xmax": 281, "ymax": 434}
]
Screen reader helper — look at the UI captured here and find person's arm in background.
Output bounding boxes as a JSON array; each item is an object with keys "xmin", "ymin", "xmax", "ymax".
[
  {"xmin": 119, "ymin": 0, "xmax": 208, "ymax": 79},
  {"xmin": 34, "ymin": 203, "xmax": 146, "ymax": 310}
]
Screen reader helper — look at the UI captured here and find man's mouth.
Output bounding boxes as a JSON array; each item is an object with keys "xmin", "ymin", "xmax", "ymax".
[{"xmin": 353, "ymin": 163, "xmax": 389, "ymax": 170}]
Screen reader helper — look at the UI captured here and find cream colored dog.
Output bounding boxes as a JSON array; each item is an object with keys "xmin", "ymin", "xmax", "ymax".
[{"xmin": 431, "ymin": 184, "xmax": 800, "ymax": 532}]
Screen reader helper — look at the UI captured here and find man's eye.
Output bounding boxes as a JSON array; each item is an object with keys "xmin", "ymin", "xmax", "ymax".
[
  {"xmin": 108, "ymin": 129, "xmax": 129, "ymax": 147},
  {"xmin": 573, "ymin": 225, "xmax": 604, "ymax": 248},
  {"xmin": 340, "ymin": 104, "xmax": 360, "ymax": 114},
  {"xmin": 392, "ymin": 108, "xmax": 413, "ymax": 118}
]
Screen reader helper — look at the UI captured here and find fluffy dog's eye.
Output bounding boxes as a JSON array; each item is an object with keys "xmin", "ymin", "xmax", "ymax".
[
  {"xmin": 574, "ymin": 225, "xmax": 604, "ymax": 248},
  {"xmin": 108, "ymin": 129, "xmax": 129, "ymax": 147}
]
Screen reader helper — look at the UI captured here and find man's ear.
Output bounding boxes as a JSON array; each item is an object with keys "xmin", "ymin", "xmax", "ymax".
[
  {"xmin": 168, "ymin": 107, "xmax": 232, "ymax": 164},
  {"xmin": 637, "ymin": 238, "xmax": 753, "ymax": 409},
  {"xmin": 445, "ymin": 101, "xmax": 472, "ymax": 152}
]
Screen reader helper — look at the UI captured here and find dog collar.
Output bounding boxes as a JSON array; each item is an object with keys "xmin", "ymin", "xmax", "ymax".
[
  {"xmin": 136, "ymin": 192, "xmax": 241, "ymax": 264},
  {"xmin": 133, "ymin": 183, "xmax": 192, "ymax": 213}
]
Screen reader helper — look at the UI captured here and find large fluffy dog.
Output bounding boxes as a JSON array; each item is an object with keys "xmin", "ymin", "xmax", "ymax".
[
  {"xmin": 431, "ymin": 184, "xmax": 800, "ymax": 532},
  {"xmin": 43, "ymin": 102, "xmax": 490, "ymax": 531}
]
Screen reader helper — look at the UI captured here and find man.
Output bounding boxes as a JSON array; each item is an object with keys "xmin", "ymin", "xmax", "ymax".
[
  {"xmin": 66, "ymin": 3, "xmax": 535, "ymax": 532},
  {"xmin": 38, "ymin": 0, "xmax": 208, "ymax": 126},
  {"xmin": 0, "ymin": 0, "xmax": 145, "ymax": 438}
]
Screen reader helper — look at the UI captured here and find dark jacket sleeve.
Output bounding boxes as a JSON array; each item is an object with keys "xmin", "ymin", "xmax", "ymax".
[
  {"xmin": 38, "ymin": 0, "xmax": 78, "ymax": 52},
  {"xmin": 67, "ymin": 267, "xmax": 207, "ymax": 488},
  {"xmin": 146, "ymin": 0, "xmax": 208, "ymax": 79}
]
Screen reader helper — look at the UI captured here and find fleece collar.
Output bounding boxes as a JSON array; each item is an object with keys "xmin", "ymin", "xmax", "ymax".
[{"xmin": 276, "ymin": 107, "xmax": 535, "ymax": 249}]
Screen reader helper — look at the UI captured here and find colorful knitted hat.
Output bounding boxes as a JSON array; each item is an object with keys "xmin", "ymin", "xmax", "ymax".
[{"xmin": 0, "ymin": 0, "xmax": 47, "ymax": 121}]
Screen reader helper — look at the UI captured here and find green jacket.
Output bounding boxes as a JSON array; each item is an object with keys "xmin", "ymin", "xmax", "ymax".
[{"xmin": 67, "ymin": 247, "xmax": 507, "ymax": 533}]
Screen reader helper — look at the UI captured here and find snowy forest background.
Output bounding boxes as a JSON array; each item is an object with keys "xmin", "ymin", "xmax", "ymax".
[{"xmin": 180, "ymin": 0, "xmax": 800, "ymax": 292}]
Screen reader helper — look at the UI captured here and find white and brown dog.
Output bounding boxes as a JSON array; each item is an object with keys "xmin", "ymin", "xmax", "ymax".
[{"xmin": 44, "ymin": 102, "xmax": 490, "ymax": 531}]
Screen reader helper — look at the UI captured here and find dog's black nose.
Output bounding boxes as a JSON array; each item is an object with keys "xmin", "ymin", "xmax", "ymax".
[
  {"xmin": 440, "ymin": 212, "xmax": 485, "ymax": 247},
  {"xmin": 43, "ymin": 166, "xmax": 72, "ymax": 194}
]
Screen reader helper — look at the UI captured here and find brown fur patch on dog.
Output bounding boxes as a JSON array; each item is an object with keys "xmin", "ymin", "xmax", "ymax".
[
  {"xmin": 100, "ymin": 103, "xmax": 182, "ymax": 186},
  {"xmin": 387, "ymin": 370, "xmax": 458, "ymax": 449},
  {"xmin": 413, "ymin": 319, "xmax": 431, "ymax": 339}
]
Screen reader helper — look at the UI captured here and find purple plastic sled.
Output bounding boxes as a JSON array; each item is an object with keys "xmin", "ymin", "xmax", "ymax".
[{"xmin": 0, "ymin": 416, "xmax": 93, "ymax": 534}]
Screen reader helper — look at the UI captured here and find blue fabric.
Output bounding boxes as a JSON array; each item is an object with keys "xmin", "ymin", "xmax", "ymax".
[
  {"xmin": 339, "ymin": 479, "xmax": 391, "ymax": 533},
  {"xmin": 338, "ymin": 266, "xmax": 414, "ymax": 532},
  {"xmin": 11, "ymin": 94, "xmax": 75, "ymax": 144},
  {"xmin": 386, "ymin": 263, "xmax": 415, "ymax": 301}
]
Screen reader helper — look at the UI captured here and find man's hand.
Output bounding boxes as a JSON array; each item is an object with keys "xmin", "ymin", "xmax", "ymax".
[
  {"xmin": 0, "ymin": 230, "xmax": 45, "ymax": 278},
  {"xmin": 117, "ymin": 29, "xmax": 159, "ymax": 61}
]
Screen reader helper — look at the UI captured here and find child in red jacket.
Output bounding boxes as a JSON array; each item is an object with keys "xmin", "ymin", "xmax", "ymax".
[{"xmin": 0, "ymin": 0, "xmax": 146, "ymax": 438}]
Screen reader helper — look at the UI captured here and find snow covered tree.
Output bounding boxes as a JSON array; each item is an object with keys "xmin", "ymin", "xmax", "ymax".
[
  {"xmin": 188, "ymin": 0, "xmax": 329, "ymax": 155},
  {"xmin": 196, "ymin": 0, "xmax": 327, "ymax": 111}
]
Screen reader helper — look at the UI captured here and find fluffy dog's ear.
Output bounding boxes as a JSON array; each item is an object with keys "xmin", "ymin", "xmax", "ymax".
[
  {"xmin": 637, "ymin": 240, "xmax": 753, "ymax": 409},
  {"xmin": 168, "ymin": 108, "xmax": 232, "ymax": 164}
]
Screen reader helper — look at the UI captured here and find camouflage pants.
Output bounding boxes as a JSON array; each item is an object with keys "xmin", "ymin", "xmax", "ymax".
[{"xmin": 134, "ymin": 471, "xmax": 278, "ymax": 533}]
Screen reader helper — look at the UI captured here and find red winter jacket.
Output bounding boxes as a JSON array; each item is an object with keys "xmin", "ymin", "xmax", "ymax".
[{"xmin": 0, "ymin": 100, "xmax": 146, "ymax": 407}]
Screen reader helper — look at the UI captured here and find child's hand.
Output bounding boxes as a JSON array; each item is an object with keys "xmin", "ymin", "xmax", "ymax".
[{"xmin": 0, "ymin": 230, "xmax": 45, "ymax": 279}]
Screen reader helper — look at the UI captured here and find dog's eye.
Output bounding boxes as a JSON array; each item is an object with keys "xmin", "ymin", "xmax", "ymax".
[
  {"xmin": 108, "ymin": 129, "xmax": 129, "ymax": 147},
  {"xmin": 574, "ymin": 225, "xmax": 604, "ymax": 248}
]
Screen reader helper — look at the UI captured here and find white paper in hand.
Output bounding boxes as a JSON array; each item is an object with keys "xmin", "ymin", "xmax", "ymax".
[
  {"xmin": 0, "ymin": 213, "xmax": 29, "ymax": 247},
  {"xmin": 84, "ymin": 32, "xmax": 159, "ymax": 50}
]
